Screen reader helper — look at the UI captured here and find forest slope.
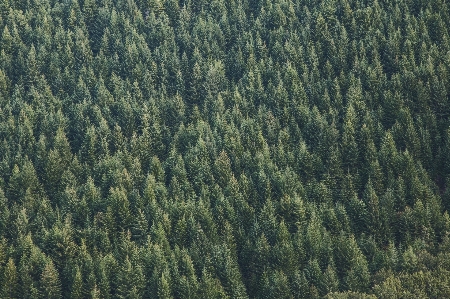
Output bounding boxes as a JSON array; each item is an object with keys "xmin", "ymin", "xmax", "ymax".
[{"xmin": 0, "ymin": 0, "xmax": 450, "ymax": 298}]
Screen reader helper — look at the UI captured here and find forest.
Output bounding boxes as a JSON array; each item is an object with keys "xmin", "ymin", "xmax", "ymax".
[{"xmin": 0, "ymin": 0, "xmax": 450, "ymax": 297}]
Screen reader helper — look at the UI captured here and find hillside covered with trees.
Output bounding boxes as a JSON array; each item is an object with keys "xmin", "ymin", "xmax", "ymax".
[{"xmin": 0, "ymin": 0, "xmax": 450, "ymax": 297}]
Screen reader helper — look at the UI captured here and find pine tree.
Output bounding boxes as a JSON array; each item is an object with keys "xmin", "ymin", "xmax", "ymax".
[
  {"xmin": 363, "ymin": 180, "xmax": 381, "ymax": 239},
  {"xmin": 157, "ymin": 270, "xmax": 173, "ymax": 299},
  {"xmin": 25, "ymin": 45, "xmax": 39, "ymax": 91},
  {"xmin": 345, "ymin": 255, "xmax": 370, "ymax": 293},
  {"xmin": 199, "ymin": 269, "xmax": 229, "ymax": 299},
  {"xmin": 214, "ymin": 150, "xmax": 233, "ymax": 189},
  {"xmin": 70, "ymin": 266, "xmax": 83, "ymax": 299},
  {"xmin": 342, "ymin": 104, "xmax": 358, "ymax": 173},
  {"xmin": 117, "ymin": 256, "xmax": 145, "ymax": 299},
  {"xmin": 373, "ymin": 275, "xmax": 404, "ymax": 299},
  {"xmin": 2, "ymin": 258, "xmax": 19, "ymax": 299},
  {"xmin": 322, "ymin": 261, "xmax": 340, "ymax": 295},
  {"xmin": 40, "ymin": 260, "xmax": 62, "ymax": 299},
  {"xmin": 0, "ymin": 188, "xmax": 10, "ymax": 237}
]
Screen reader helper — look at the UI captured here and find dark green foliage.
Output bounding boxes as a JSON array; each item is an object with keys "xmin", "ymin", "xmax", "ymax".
[{"xmin": 0, "ymin": 0, "xmax": 448, "ymax": 297}]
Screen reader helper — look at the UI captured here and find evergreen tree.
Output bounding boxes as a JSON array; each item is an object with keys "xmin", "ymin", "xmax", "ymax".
[
  {"xmin": 40, "ymin": 260, "xmax": 62, "ymax": 299},
  {"xmin": 0, "ymin": 0, "xmax": 448, "ymax": 297},
  {"xmin": 2, "ymin": 258, "xmax": 19, "ymax": 299},
  {"xmin": 70, "ymin": 266, "xmax": 83, "ymax": 299}
]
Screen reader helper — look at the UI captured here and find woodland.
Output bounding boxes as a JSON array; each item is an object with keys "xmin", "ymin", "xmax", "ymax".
[{"xmin": 0, "ymin": 0, "xmax": 450, "ymax": 298}]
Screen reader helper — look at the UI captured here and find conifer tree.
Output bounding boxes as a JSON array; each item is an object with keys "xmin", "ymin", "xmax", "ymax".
[
  {"xmin": 40, "ymin": 260, "xmax": 62, "ymax": 299},
  {"xmin": 2, "ymin": 258, "xmax": 19, "ymax": 299}
]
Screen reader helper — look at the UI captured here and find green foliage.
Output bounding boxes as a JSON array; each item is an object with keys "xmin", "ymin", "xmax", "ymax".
[
  {"xmin": 2, "ymin": 258, "xmax": 19, "ymax": 299},
  {"xmin": 0, "ymin": 0, "xmax": 448, "ymax": 297},
  {"xmin": 40, "ymin": 261, "xmax": 61, "ymax": 299}
]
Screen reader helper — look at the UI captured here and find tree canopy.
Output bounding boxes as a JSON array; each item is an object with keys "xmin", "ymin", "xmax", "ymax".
[{"xmin": 0, "ymin": 0, "xmax": 449, "ymax": 297}]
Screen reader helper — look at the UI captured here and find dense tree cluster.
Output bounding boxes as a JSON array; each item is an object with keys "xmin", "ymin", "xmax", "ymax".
[{"xmin": 0, "ymin": 0, "xmax": 450, "ymax": 297}]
